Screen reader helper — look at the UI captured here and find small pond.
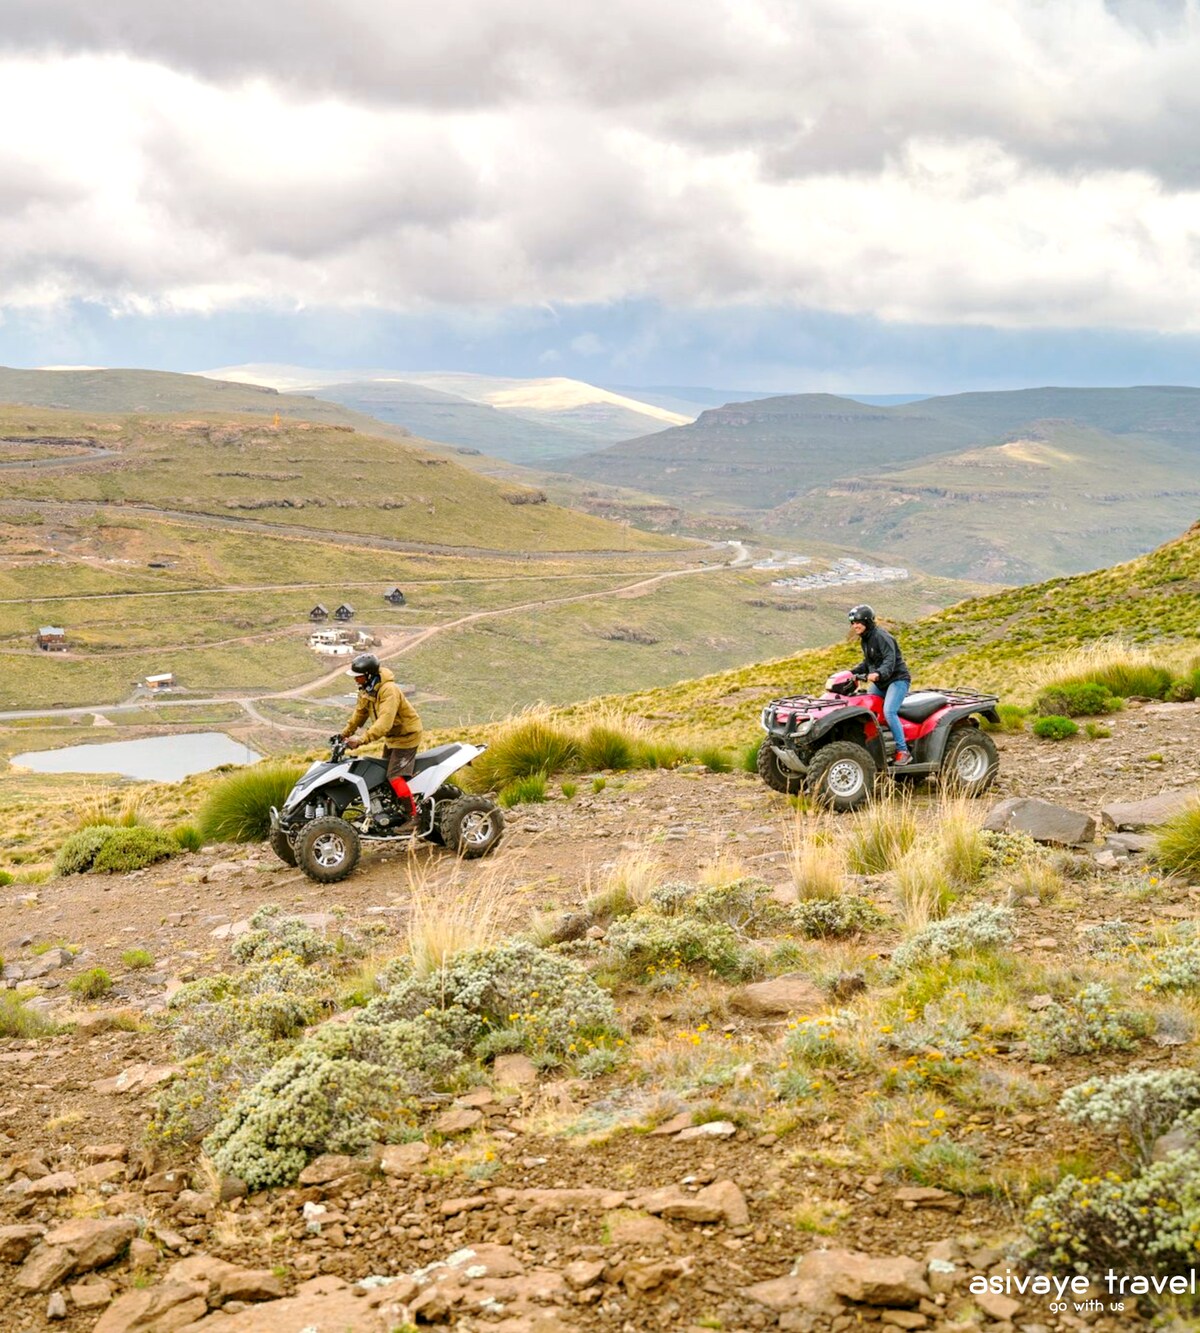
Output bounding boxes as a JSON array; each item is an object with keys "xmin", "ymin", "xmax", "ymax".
[{"xmin": 11, "ymin": 732, "xmax": 263, "ymax": 782}]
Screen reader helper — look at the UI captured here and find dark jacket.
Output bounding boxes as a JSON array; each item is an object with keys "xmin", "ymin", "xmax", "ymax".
[
  {"xmin": 852, "ymin": 625, "xmax": 911, "ymax": 688},
  {"xmin": 341, "ymin": 667, "xmax": 422, "ymax": 750}
]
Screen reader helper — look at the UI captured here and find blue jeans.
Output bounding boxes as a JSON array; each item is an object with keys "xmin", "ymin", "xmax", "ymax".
[{"xmin": 869, "ymin": 680, "xmax": 910, "ymax": 755}]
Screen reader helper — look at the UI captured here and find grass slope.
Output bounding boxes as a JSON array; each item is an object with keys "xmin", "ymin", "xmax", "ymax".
[
  {"xmin": 0, "ymin": 405, "xmax": 685, "ymax": 554},
  {"xmin": 308, "ymin": 379, "xmax": 604, "ymax": 463},
  {"xmin": 561, "ymin": 519, "xmax": 1200, "ymax": 745}
]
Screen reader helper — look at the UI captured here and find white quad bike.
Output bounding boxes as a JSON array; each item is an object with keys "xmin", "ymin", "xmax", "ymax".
[{"xmin": 269, "ymin": 736, "xmax": 503, "ymax": 882}]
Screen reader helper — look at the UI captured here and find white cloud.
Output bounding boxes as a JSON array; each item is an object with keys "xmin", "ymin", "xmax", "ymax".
[{"xmin": 1, "ymin": 2, "xmax": 1200, "ymax": 330}]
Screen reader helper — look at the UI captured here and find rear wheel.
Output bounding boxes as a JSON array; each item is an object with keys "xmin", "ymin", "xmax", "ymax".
[
  {"xmin": 442, "ymin": 796, "xmax": 504, "ymax": 859},
  {"xmin": 269, "ymin": 825, "xmax": 298, "ymax": 867},
  {"xmin": 807, "ymin": 740, "xmax": 876, "ymax": 812},
  {"xmin": 756, "ymin": 738, "xmax": 804, "ymax": 794},
  {"xmin": 940, "ymin": 728, "xmax": 999, "ymax": 797},
  {"xmin": 296, "ymin": 816, "xmax": 361, "ymax": 883},
  {"xmin": 428, "ymin": 784, "xmax": 465, "ymax": 846}
]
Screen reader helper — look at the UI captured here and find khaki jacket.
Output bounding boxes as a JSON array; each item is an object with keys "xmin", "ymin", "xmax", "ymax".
[{"xmin": 342, "ymin": 667, "xmax": 422, "ymax": 750}]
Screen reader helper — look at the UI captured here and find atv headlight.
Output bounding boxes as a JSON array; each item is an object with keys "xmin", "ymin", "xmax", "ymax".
[{"xmin": 791, "ymin": 720, "xmax": 814, "ymax": 738}]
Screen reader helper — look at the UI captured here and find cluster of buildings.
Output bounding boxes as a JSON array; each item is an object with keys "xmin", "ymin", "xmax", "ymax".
[{"xmin": 771, "ymin": 557, "xmax": 909, "ymax": 590}]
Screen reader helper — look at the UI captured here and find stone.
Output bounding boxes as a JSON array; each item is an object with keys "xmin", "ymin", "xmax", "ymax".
[
  {"xmin": 645, "ymin": 1180, "xmax": 749, "ymax": 1226},
  {"xmin": 0, "ymin": 1224, "xmax": 46, "ymax": 1262},
  {"xmin": 1101, "ymin": 790, "xmax": 1197, "ymax": 831},
  {"xmin": 603, "ymin": 1211, "xmax": 674, "ymax": 1247},
  {"xmin": 745, "ymin": 1274, "xmax": 845, "ymax": 1316},
  {"xmin": 493, "ymin": 1053, "xmax": 539, "ymax": 1085},
  {"xmin": 881, "ymin": 1312, "xmax": 927, "ymax": 1329},
  {"xmin": 976, "ymin": 1289, "xmax": 1022, "ymax": 1321},
  {"xmin": 894, "ymin": 1186, "xmax": 962, "ymax": 1212},
  {"xmin": 168, "ymin": 1254, "xmax": 286, "ymax": 1304},
  {"xmin": 649, "ymin": 1111, "xmax": 695, "ymax": 1136},
  {"xmin": 433, "ymin": 1107, "xmax": 484, "ymax": 1136},
  {"xmin": 82, "ymin": 1143, "xmax": 129, "ymax": 1163},
  {"xmin": 15, "ymin": 1218, "xmax": 137, "ymax": 1292},
  {"xmin": 297, "ymin": 1154, "xmax": 362, "ymax": 1186},
  {"xmin": 92, "ymin": 1283, "xmax": 208, "ymax": 1332},
  {"xmin": 47, "ymin": 1291, "xmax": 68, "ymax": 1321},
  {"xmin": 795, "ymin": 1249, "xmax": 932, "ymax": 1307},
  {"xmin": 378, "ymin": 1141, "xmax": 430, "ymax": 1175},
  {"xmin": 1152, "ymin": 1122, "xmax": 1199, "ymax": 1162},
  {"xmin": 70, "ymin": 1278, "xmax": 114, "ymax": 1308},
  {"xmin": 563, "ymin": 1258, "xmax": 606, "ymax": 1290},
  {"xmin": 128, "ymin": 1238, "xmax": 160, "ymax": 1270},
  {"xmin": 144, "ymin": 1169, "xmax": 189, "ymax": 1195},
  {"xmin": 730, "ymin": 973, "xmax": 825, "ymax": 1017},
  {"xmin": 622, "ymin": 1256, "xmax": 692, "ymax": 1292},
  {"xmin": 441, "ymin": 1195, "xmax": 490, "ymax": 1216},
  {"xmin": 93, "ymin": 1063, "xmax": 181, "ymax": 1096},
  {"xmin": 79, "ymin": 1160, "xmax": 128, "ymax": 1188},
  {"xmin": 24, "ymin": 1171, "xmax": 78, "ymax": 1197},
  {"xmin": 675, "ymin": 1120, "xmax": 737, "ymax": 1141},
  {"xmin": 982, "ymin": 798, "xmax": 1096, "ymax": 847}
]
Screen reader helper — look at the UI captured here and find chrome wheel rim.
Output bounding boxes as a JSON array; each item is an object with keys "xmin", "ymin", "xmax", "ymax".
[
  {"xmin": 954, "ymin": 744, "xmax": 988, "ymax": 783},
  {"xmin": 460, "ymin": 811, "xmax": 495, "ymax": 845},
  {"xmin": 312, "ymin": 832, "xmax": 347, "ymax": 867},
  {"xmin": 827, "ymin": 760, "xmax": 865, "ymax": 798}
]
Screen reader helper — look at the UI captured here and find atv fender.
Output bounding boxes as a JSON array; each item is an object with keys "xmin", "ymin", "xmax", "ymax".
[
  {"xmin": 924, "ymin": 711, "xmax": 988, "ymax": 767},
  {"xmin": 811, "ymin": 712, "xmax": 885, "ymax": 772}
]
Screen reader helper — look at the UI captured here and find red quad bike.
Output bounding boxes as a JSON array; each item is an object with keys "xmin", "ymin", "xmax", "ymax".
[{"xmin": 757, "ymin": 670, "xmax": 1001, "ymax": 810}]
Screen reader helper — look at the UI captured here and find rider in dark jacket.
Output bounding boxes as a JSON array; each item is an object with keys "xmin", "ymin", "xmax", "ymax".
[{"xmin": 848, "ymin": 604, "xmax": 912, "ymax": 764}]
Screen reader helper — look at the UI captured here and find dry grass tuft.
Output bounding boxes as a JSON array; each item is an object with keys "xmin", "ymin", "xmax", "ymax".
[
  {"xmin": 787, "ymin": 816, "xmax": 845, "ymax": 900},
  {"xmin": 892, "ymin": 844, "xmax": 956, "ymax": 931},
  {"xmin": 405, "ymin": 863, "xmax": 518, "ymax": 977},
  {"xmin": 935, "ymin": 795, "xmax": 987, "ymax": 885},
  {"xmin": 847, "ymin": 793, "xmax": 917, "ymax": 875},
  {"xmin": 584, "ymin": 847, "xmax": 662, "ymax": 921}
]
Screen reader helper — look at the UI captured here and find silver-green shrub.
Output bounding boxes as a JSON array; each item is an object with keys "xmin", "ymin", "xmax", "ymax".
[
  {"xmin": 1026, "ymin": 984, "xmax": 1152, "ymax": 1060},
  {"xmin": 204, "ymin": 1018, "xmax": 462, "ymax": 1189},
  {"xmin": 604, "ymin": 912, "xmax": 761, "ymax": 982},
  {"xmin": 691, "ymin": 878, "xmax": 784, "ymax": 933},
  {"xmin": 790, "ymin": 895, "xmax": 886, "ymax": 940},
  {"xmin": 364, "ymin": 939, "xmax": 622, "ymax": 1061},
  {"xmin": 979, "ymin": 828, "xmax": 1040, "ymax": 871},
  {"xmin": 231, "ymin": 904, "xmax": 335, "ymax": 965},
  {"xmin": 891, "ymin": 905, "xmax": 1015, "ymax": 970},
  {"xmin": 1058, "ymin": 1068, "xmax": 1200, "ymax": 1164},
  {"xmin": 1024, "ymin": 1152, "xmax": 1200, "ymax": 1279},
  {"xmin": 1138, "ymin": 945, "xmax": 1200, "ymax": 994}
]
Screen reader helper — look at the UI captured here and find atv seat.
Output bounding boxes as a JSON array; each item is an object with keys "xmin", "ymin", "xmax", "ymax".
[
  {"xmin": 413, "ymin": 743, "xmax": 461, "ymax": 773},
  {"xmin": 897, "ymin": 691, "xmax": 949, "ymax": 722}
]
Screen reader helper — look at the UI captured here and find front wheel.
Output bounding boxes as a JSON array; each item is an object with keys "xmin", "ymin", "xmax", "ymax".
[
  {"xmin": 939, "ymin": 728, "xmax": 999, "ymax": 797},
  {"xmin": 806, "ymin": 740, "xmax": 876, "ymax": 812},
  {"xmin": 296, "ymin": 816, "xmax": 361, "ymax": 883},
  {"xmin": 269, "ymin": 825, "xmax": 297, "ymax": 867},
  {"xmin": 442, "ymin": 796, "xmax": 505, "ymax": 859},
  {"xmin": 756, "ymin": 738, "xmax": 803, "ymax": 794}
]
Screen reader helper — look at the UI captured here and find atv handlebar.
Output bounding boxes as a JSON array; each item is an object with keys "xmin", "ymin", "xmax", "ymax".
[{"xmin": 328, "ymin": 735, "xmax": 348, "ymax": 762}]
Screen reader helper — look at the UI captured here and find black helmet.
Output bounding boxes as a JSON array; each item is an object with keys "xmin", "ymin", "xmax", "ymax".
[
  {"xmin": 349, "ymin": 652, "xmax": 381, "ymax": 686},
  {"xmin": 847, "ymin": 604, "xmax": 875, "ymax": 627}
]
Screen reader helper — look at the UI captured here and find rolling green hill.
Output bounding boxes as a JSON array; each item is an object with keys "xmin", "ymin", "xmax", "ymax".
[
  {"xmin": 562, "ymin": 386, "xmax": 1200, "ymax": 581},
  {"xmin": 303, "ymin": 379, "xmax": 605, "ymax": 463},
  {"xmin": 0, "ymin": 366, "xmax": 418, "ymax": 439},
  {"xmin": 764, "ymin": 422, "xmax": 1200, "ymax": 582},
  {"xmin": 0, "ymin": 404, "xmax": 685, "ymax": 554}
]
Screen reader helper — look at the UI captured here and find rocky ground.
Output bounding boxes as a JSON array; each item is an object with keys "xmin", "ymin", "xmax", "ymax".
[{"xmin": 2, "ymin": 701, "xmax": 1199, "ymax": 1332}]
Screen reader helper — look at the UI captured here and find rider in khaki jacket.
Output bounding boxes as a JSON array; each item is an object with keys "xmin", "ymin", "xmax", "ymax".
[{"xmin": 341, "ymin": 654, "xmax": 422, "ymax": 816}]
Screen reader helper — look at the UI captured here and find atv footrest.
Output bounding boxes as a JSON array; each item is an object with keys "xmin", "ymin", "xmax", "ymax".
[{"xmin": 890, "ymin": 762, "xmax": 935, "ymax": 775}]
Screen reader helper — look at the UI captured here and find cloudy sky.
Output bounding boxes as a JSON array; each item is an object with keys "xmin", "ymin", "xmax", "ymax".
[{"xmin": 2, "ymin": 0, "xmax": 1200, "ymax": 391}]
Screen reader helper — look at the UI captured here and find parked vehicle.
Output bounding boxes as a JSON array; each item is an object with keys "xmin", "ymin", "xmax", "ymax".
[
  {"xmin": 269, "ymin": 736, "xmax": 503, "ymax": 882},
  {"xmin": 757, "ymin": 670, "xmax": 1000, "ymax": 810}
]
